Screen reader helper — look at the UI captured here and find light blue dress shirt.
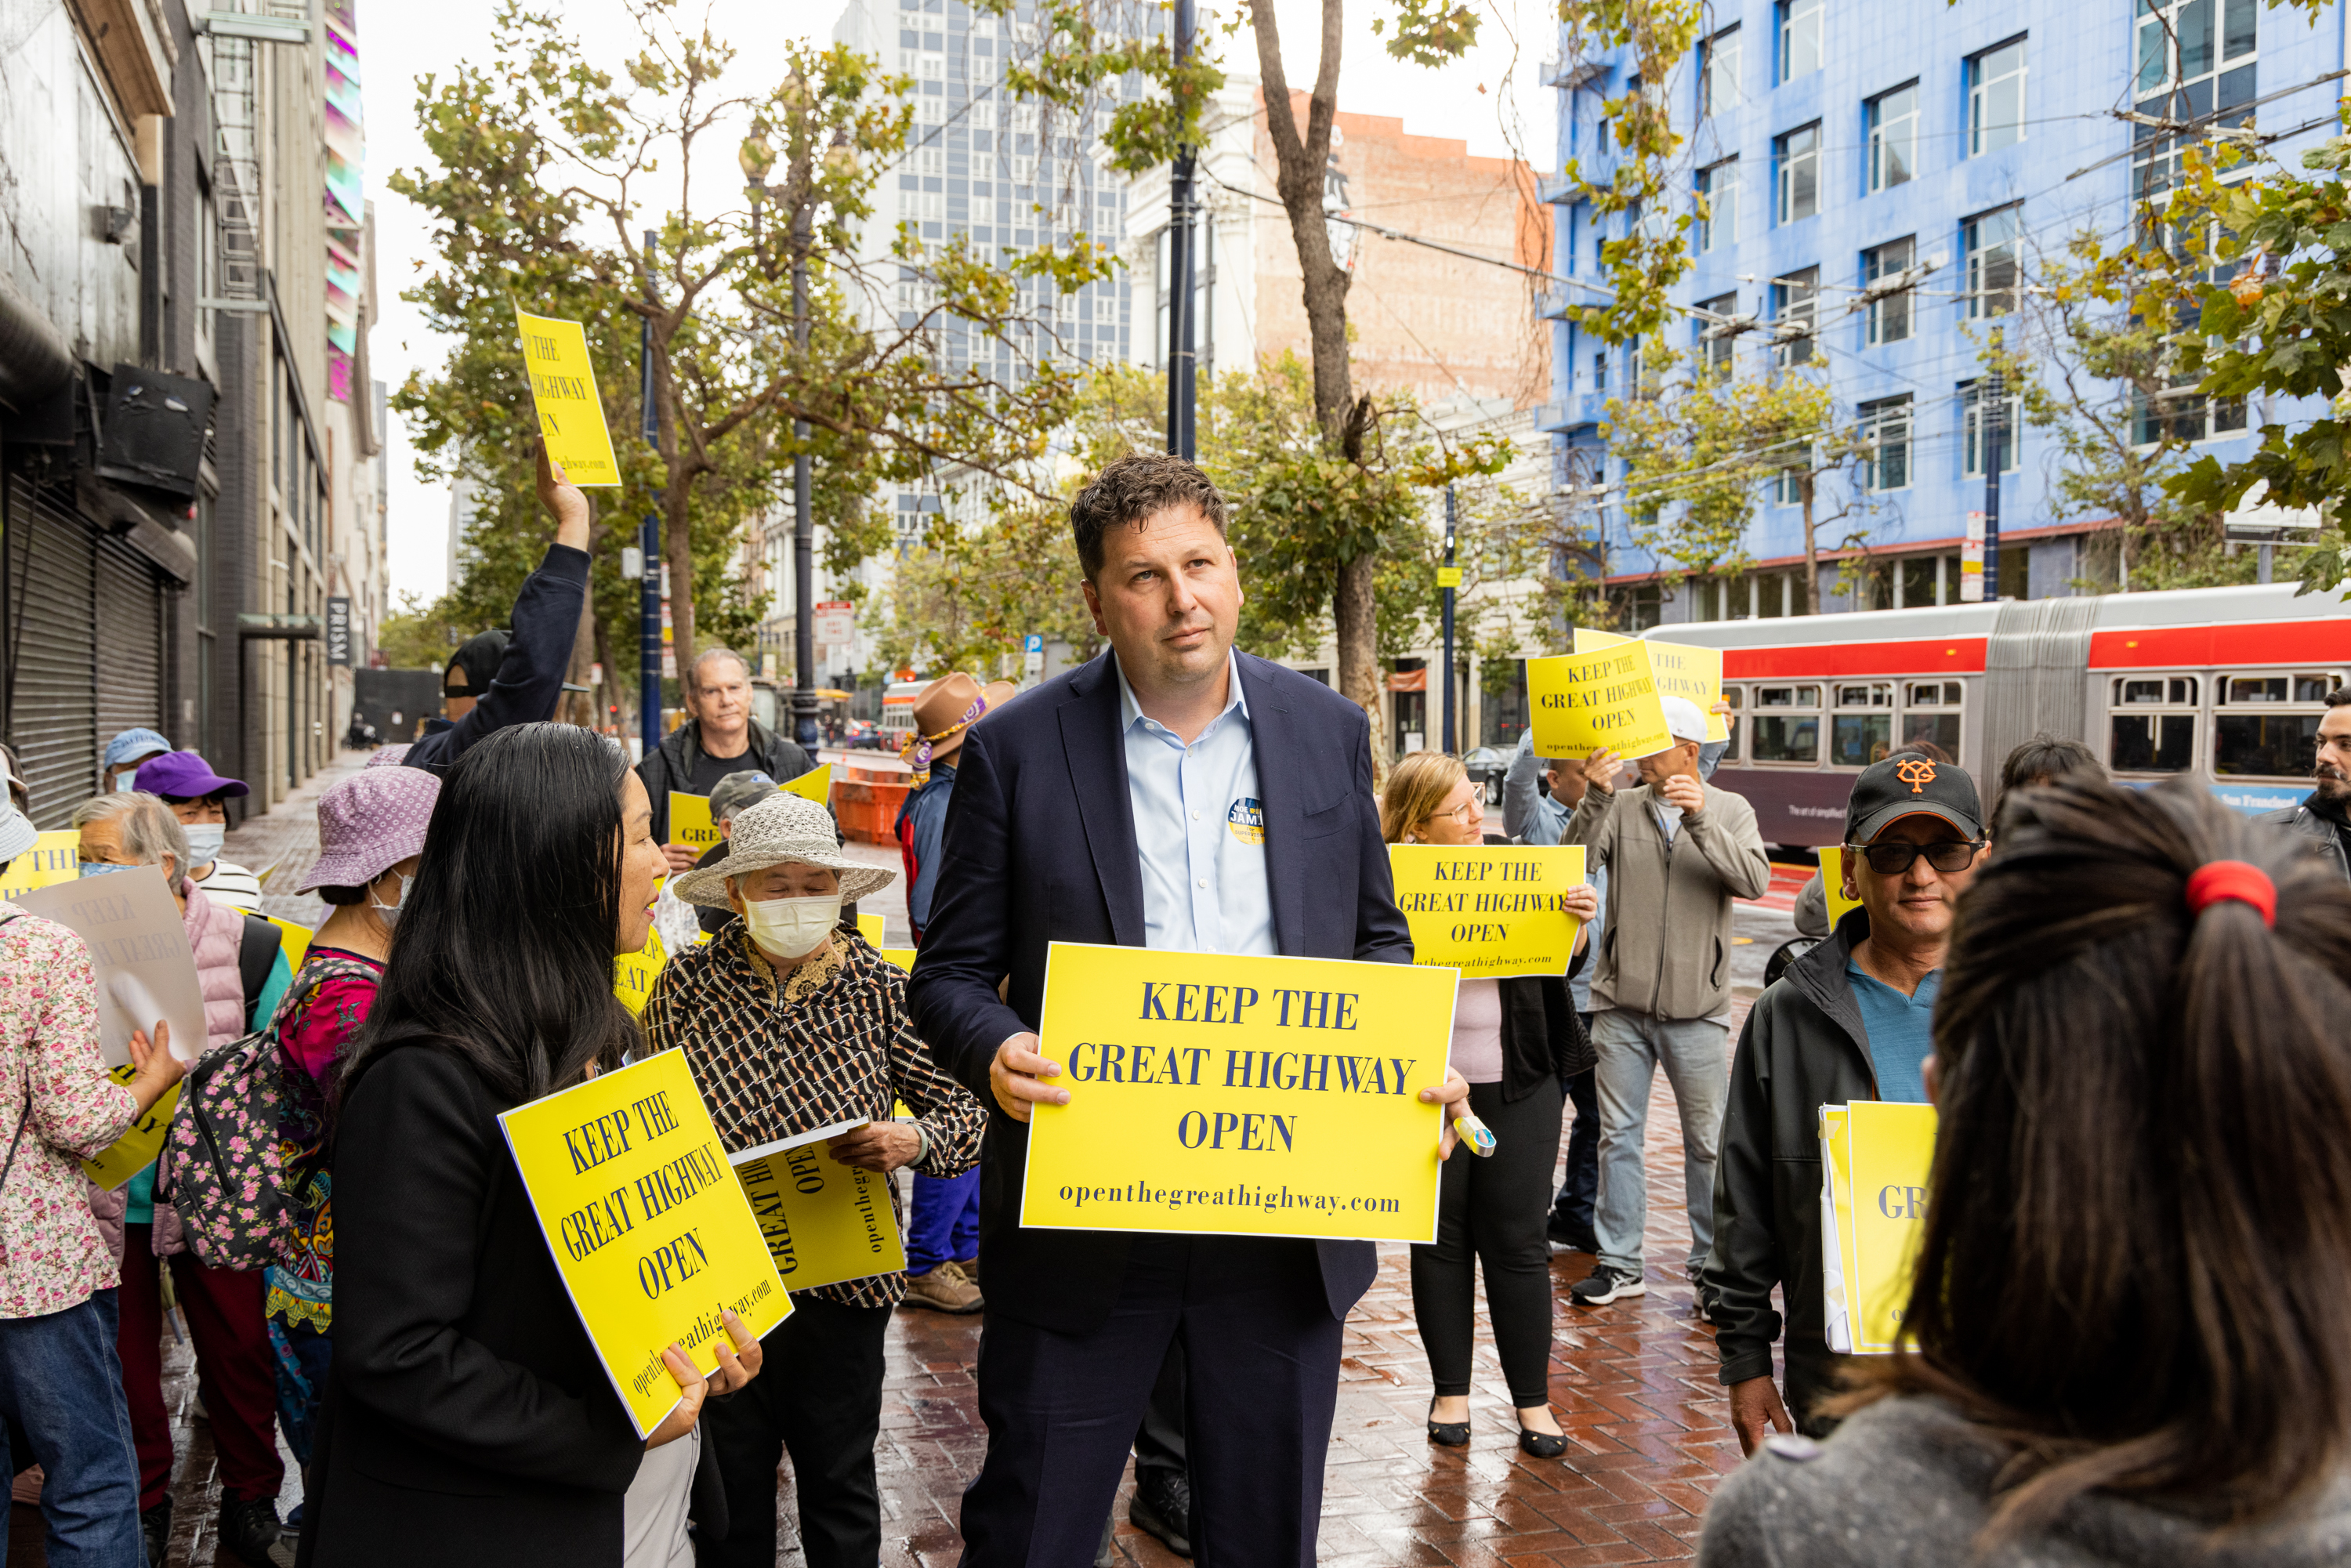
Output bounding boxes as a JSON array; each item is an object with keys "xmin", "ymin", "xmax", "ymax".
[{"xmin": 1117, "ymin": 652, "xmax": 1277, "ymax": 956}]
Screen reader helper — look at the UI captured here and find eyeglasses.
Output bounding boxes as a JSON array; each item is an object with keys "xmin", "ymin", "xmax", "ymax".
[
  {"xmin": 1438, "ymin": 798, "xmax": 1481, "ymax": 824},
  {"xmin": 1847, "ymin": 839, "xmax": 1983, "ymax": 875}
]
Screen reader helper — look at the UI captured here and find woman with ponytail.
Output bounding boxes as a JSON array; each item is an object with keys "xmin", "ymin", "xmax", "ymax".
[
  {"xmin": 1701, "ymin": 776, "xmax": 2351, "ymax": 1566},
  {"xmin": 300, "ymin": 725, "xmax": 762, "ymax": 1568}
]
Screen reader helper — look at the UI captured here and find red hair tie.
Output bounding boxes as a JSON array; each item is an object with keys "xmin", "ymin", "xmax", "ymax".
[{"xmin": 2183, "ymin": 860, "xmax": 2277, "ymax": 928}]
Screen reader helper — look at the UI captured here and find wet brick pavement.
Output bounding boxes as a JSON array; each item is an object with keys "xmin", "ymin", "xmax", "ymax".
[{"xmin": 10, "ymin": 743, "xmax": 1788, "ymax": 1566}]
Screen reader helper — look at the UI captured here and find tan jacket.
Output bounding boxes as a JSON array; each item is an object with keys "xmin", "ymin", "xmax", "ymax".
[{"xmin": 1564, "ymin": 776, "xmax": 1770, "ymax": 1019}]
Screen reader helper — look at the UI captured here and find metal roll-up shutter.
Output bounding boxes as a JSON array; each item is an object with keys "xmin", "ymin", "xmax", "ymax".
[
  {"xmin": 5, "ymin": 471, "xmax": 98, "ymax": 825},
  {"xmin": 96, "ymin": 534, "xmax": 166, "ymax": 757}
]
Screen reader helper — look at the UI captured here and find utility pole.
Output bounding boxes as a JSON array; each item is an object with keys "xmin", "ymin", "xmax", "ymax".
[
  {"xmin": 639, "ymin": 232, "xmax": 664, "ymax": 762},
  {"xmin": 1983, "ymin": 327, "xmax": 2005, "ymax": 603},
  {"xmin": 792, "ymin": 201, "xmax": 819, "ymax": 750},
  {"xmin": 1164, "ymin": 0, "xmax": 1197, "ymax": 460},
  {"xmin": 1440, "ymin": 485, "xmax": 1458, "ymax": 755}
]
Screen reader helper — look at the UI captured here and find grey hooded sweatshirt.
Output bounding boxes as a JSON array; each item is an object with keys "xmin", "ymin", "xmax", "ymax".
[{"xmin": 1701, "ymin": 1396, "xmax": 2351, "ymax": 1568}]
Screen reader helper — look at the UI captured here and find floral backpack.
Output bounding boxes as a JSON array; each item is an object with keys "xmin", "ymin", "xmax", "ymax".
[{"xmin": 161, "ymin": 953, "xmax": 379, "ymax": 1271}]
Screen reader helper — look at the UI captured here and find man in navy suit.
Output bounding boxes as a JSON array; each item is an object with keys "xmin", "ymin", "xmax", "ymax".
[{"xmin": 908, "ymin": 452, "xmax": 1469, "ymax": 1567}]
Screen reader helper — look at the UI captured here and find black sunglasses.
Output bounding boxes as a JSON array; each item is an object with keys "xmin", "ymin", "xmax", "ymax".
[{"xmin": 1847, "ymin": 839, "xmax": 1983, "ymax": 875}]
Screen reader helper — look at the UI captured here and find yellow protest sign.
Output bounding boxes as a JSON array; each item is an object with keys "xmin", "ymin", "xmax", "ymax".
[
  {"xmin": 1820, "ymin": 1099, "xmax": 1936, "ymax": 1356},
  {"xmin": 878, "ymin": 947, "xmax": 918, "ymax": 972},
  {"xmin": 0, "ymin": 831, "xmax": 83, "ymax": 901},
  {"xmin": 1527, "ymin": 644, "xmax": 1675, "ymax": 762},
  {"xmin": 498, "ymin": 1051, "xmax": 791, "ymax": 1437},
  {"xmin": 668, "ymin": 792, "xmax": 721, "ymax": 856},
  {"xmin": 1820, "ymin": 847, "xmax": 1862, "ymax": 929},
  {"xmin": 856, "ymin": 912, "xmax": 883, "ymax": 947},
  {"xmin": 82, "ymin": 1062, "xmax": 177, "ymax": 1190},
  {"xmin": 734, "ymin": 1141, "xmax": 907, "ymax": 1293},
  {"xmin": 1021, "ymin": 942, "xmax": 1454, "ymax": 1243},
  {"xmin": 782, "ymin": 765, "xmax": 831, "ymax": 805},
  {"xmin": 1574, "ymin": 628, "xmax": 1728, "ymax": 742},
  {"xmin": 614, "ymin": 927, "xmax": 668, "ymax": 1017},
  {"xmin": 1387, "ymin": 846, "xmax": 1585, "ymax": 979},
  {"xmin": 514, "ymin": 307, "xmax": 621, "ymax": 486}
]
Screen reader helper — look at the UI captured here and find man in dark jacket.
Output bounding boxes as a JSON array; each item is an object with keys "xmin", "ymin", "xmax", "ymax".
[
  {"xmin": 404, "ymin": 446, "xmax": 592, "ymax": 778},
  {"xmin": 2258, "ymin": 687, "xmax": 2351, "ymax": 881},
  {"xmin": 639, "ymin": 648, "xmax": 813, "ymax": 872},
  {"xmin": 1704, "ymin": 753, "xmax": 1987, "ymax": 1454}
]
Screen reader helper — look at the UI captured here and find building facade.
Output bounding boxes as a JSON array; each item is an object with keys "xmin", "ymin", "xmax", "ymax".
[
  {"xmin": 1543, "ymin": 0, "xmax": 2342, "ymax": 627},
  {"xmin": 0, "ymin": 0, "xmax": 381, "ymax": 826}
]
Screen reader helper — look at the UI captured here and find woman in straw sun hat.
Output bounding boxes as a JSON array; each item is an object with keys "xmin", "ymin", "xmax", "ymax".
[{"xmin": 643, "ymin": 792, "xmax": 985, "ymax": 1568}]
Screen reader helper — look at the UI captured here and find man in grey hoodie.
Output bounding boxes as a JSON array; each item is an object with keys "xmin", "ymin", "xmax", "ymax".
[{"xmin": 1562, "ymin": 696, "xmax": 1770, "ymax": 1309}]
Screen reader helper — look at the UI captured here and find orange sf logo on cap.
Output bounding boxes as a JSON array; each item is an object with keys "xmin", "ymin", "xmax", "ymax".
[{"xmin": 1895, "ymin": 759, "xmax": 1936, "ymax": 795}]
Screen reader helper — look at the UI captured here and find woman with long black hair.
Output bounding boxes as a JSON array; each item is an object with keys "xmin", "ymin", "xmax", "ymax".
[{"xmin": 298, "ymin": 722, "xmax": 761, "ymax": 1568}]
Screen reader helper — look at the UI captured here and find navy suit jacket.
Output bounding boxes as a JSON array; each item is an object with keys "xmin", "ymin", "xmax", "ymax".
[{"xmin": 906, "ymin": 649, "xmax": 1415, "ymax": 1334}]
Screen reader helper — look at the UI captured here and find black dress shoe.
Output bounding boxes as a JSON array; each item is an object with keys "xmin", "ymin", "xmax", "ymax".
[
  {"xmin": 216, "ymin": 1497, "xmax": 296, "ymax": 1568},
  {"xmin": 1426, "ymin": 1398, "xmax": 1470, "ymax": 1448},
  {"xmin": 139, "ymin": 1497, "xmax": 172, "ymax": 1568},
  {"xmin": 1517, "ymin": 1426, "xmax": 1569, "ymax": 1459},
  {"xmin": 1129, "ymin": 1466, "xmax": 1194, "ymax": 1559}
]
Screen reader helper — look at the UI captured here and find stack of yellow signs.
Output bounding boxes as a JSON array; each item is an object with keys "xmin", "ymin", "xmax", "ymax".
[
  {"xmin": 732, "ymin": 1122, "xmax": 907, "ymax": 1293},
  {"xmin": 1571, "ymin": 628, "xmax": 1729, "ymax": 741},
  {"xmin": 1820, "ymin": 1099, "xmax": 1937, "ymax": 1355},
  {"xmin": 1387, "ymin": 845, "xmax": 1585, "ymax": 978},
  {"xmin": 498, "ymin": 1052, "xmax": 792, "ymax": 1437}
]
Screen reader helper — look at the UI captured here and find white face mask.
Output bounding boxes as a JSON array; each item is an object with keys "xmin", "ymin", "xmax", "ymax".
[
  {"xmin": 370, "ymin": 870, "xmax": 411, "ymax": 928},
  {"xmin": 183, "ymin": 823, "xmax": 226, "ymax": 866},
  {"xmin": 742, "ymin": 893, "xmax": 842, "ymax": 959}
]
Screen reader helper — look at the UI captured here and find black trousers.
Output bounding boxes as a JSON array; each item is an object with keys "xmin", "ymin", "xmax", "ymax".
[
  {"xmin": 959, "ymin": 1234, "xmax": 1341, "ymax": 1568},
  {"xmin": 1410, "ymin": 1076, "xmax": 1564, "ymax": 1407},
  {"xmin": 1131, "ymin": 1340, "xmax": 1185, "ymax": 1480},
  {"xmin": 697, "ymin": 1295, "xmax": 891, "ymax": 1568}
]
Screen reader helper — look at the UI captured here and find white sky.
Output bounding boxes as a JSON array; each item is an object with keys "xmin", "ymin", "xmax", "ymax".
[{"xmin": 367, "ymin": 0, "xmax": 1551, "ymax": 601}]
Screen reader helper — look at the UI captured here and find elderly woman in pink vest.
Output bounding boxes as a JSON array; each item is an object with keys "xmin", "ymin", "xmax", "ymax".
[{"xmin": 72, "ymin": 791, "xmax": 297, "ymax": 1568}]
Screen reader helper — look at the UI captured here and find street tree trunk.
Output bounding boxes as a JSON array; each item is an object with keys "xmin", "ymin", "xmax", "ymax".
[
  {"xmin": 1248, "ymin": 0, "xmax": 1387, "ymax": 766},
  {"xmin": 1800, "ymin": 473, "xmax": 1819, "ymax": 616}
]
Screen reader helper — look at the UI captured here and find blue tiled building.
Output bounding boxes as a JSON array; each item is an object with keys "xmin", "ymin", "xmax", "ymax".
[{"xmin": 1544, "ymin": 0, "xmax": 2344, "ymax": 625}]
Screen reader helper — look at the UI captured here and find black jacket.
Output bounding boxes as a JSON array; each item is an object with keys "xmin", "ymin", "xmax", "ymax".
[
  {"xmin": 906, "ymin": 650, "xmax": 1414, "ymax": 1335},
  {"xmin": 402, "ymin": 544, "xmax": 591, "ymax": 778},
  {"xmin": 299, "ymin": 1045, "xmax": 724, "ymax": 1568},
  {"xmin": 2258, "ymin": 799, "xmax": 2350, "ymax": 881},
  {"xmin": 636, "ymin": 718, "xmax": 813, "ymax": 846},
  {"xmin": 1701, "ymin": 909, "xmax": 1882, "ymax": 1388}
]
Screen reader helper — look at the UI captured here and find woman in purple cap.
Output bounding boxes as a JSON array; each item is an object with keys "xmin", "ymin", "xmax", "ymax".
[
  {"xmin": 266, "ymin": 766, "xmax": 441, "ymax": 1528},
  {"xmin": 133, "ymin": 751, "xmax": 263, "ymax": 914}
]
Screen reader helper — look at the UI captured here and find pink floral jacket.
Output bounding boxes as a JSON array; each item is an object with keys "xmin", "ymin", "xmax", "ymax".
[{"xmin": 0, "ymin": 904, "xmax": 136, "ymax": 1319}]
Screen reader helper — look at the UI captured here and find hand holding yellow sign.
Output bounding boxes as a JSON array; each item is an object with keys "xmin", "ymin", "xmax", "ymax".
[
  {"xmin": 82, "ymin": 1062, "xmax": 178, "ymax": 1191},
  {"xmin": 1820, "ymin": 1099, "xmax": 1936, "ymax": 1355},
  {"xmin": 515, "ymin": 308, "xmax": 620, "ymax": 487},
  {"xmin": 1573, "ymin": 628, "xmax": 1729, "ymax": 742},
  {"xmin": 1388, "ymin": 846, "xmax": 1586, "ymax": 978},
  {"xmin": 497, "ymin": 1052, "xmax": 791, "ymax": 1436},
  {"xmin": 1021, "ymin": 943, "xmax": 1455, "ymax": 1243},
  {"xmin": 1527, "ymin": 643, "xmax": 1676, "ymax": 761}
]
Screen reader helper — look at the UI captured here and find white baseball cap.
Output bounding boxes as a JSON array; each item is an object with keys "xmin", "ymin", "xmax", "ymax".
[{"xmin": 1660, "ymin": 695, "xmax": 1709, "ymax": 744}]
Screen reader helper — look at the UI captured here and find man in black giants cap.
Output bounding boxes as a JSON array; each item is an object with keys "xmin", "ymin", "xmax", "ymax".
[{"xmin": 1702, "ymin": 751, "xmax": 1987, "ymax": 1454}]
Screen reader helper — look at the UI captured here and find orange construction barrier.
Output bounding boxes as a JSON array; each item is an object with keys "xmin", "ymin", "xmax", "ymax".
[{"xmin": 833, "ymin": 780, "xmax": 912, "ymax": 846}]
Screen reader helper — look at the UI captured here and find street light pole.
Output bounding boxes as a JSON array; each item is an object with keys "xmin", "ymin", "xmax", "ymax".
[
  {"xmin": 1164, "ymin": 0, "xmax": 1197, "ymax": 461},
  {"xmin": 1441, "ymin": 484, "xmax": 1457, "ymax": 755},
  {"xmin": 639, "ymin": 231, "xmax": 664, "ymax": 762},
  {"xmin": 792, "ymin": 201, "xmax": 818, "ymax": 751}
]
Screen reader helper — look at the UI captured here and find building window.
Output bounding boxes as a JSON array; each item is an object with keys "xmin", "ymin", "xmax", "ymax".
[
  {"xmin": 2213, "ymin": 671, "xmax": 2338, "ymax": 777},
  {"xmin": 1592, "ymin": 350, "xmax": 1609, "ymax": 395},
  {"xmin": 1697, "ymin": 159, "xmax": 1738, "ymax": 252},
  {"xmin": 1701, "ymin": 27, "xmax": 1742, "ymax": 116},
  {"xmin": 1831, "ymin": 681, "xmax": 1896, "ymax": 768},
  {"xmin": 2135, "ymin": 0, "xmax": 2256, "ymax": 198},
  {"xmin": 2135, "ymin": 378, "xmax": 2248, "ymax": 444},
  {"xmin": 1962, "ymin": 382, "xmax": 2022, "ymax": 476},
  {"xmin": 1864, "ymin": 236, "xmax": 1916, "ymax": 344},
  {"xmin": 1860, "ymin": 395, "xmax": 1912, "ymax": 491},
  {"xmin": 2109, "ymin": 674, "xmax": 2200, "ymax": 773},
  {"xmin": 1901, "ymin": 680, "xmax": 1964, "ymax": 758},
  {"xmin": 1867, "ymin": 83, "xmax": 1918, "ymax": 194},
  {"xmin": 1699, "ymin": 291, "xmax": 1738, "ymax": 375},
  {"xmin": 1967, "ymin": 38, "xmax": 2027, "ymax": 156},
  {"xmin": 1777, "ymin": 0, "xmax": 1822, "ymax": 84},
  {"xmin": 1776, "ymin": 123, "xmax": 1820, "ymax": 224},
  {"xmin": 1965, "ymin": 205, "xmax": 2020, "ymax": 317},
  {"xmin": 1772, "ymin": 264, "xmax": 1819, "ymax": 366},
  {"xmin": 1751, "ymin": 684, "xmax": 1821, "ymax": 763}
]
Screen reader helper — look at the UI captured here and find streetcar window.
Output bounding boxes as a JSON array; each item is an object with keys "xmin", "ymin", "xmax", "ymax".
[
  {"xmin": 1835, "ymin": 682, "xmax": 1893, "ymax": 708},
  {"xmin": 1831, "ymin": 714, "xmax": 1893, "ymax": 766},
  {"xmin": 1750, "ymin": 715, "xmax": 1820, "ymax": 762},
  {"xmin": 1900, "ymin": 715, "xmax": 1961, "ymax": 757},
  {"xmin": 2114, "ymin": 676, "xmax": 2197, "ymax": 705},
  {"xmin": 2111, "ymin": 715, "xmax": 2195, "ymax": 773},
  {"xmin": 2214, "ymin": 714, "xmax": 2319, "ymax": 778},
  {"xmin": 2224, "ymin": 676, "xmax": 2289, "ymax": 704},
  {"xmin": 1905, "ymin": 681, "xmax": 1962, "ymax": 708},
  {"xmin": 1755, "ymin": 685, "xmax": 1819, "ymax": 708}
]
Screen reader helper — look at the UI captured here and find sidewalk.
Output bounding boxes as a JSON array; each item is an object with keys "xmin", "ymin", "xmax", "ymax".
[{"xmin": 223, "ymin": 747, "xmax": 377, "ymax": 927}]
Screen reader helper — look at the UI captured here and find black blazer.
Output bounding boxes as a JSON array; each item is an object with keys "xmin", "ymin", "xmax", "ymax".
[
  {"xmin": 906, "ymin": 650, "xmax": 1415, "ymax": 1334},
  {"xmin": 299, "ymin": 1046, "xmax": 723, "ymax": 1568}
]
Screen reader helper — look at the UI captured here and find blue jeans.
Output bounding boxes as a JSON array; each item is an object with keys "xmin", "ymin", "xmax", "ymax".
[
  {"xmin": 0, "ymin": 1291, "xmax": 145, "ymax": 1568},
  {"xmin": 1590, "ymin": 1009, "xmax": 1729, "ymax": 1280},
  {"xmin": 906, "ymin": 1166, "xmax": 981, "ymax": 1275}
]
